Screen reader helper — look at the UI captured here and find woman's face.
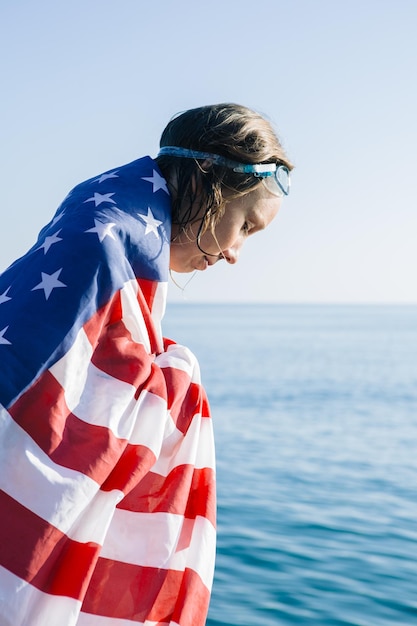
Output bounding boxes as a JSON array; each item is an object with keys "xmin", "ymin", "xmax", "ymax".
[{"xmin": 169, "ymin": 184, "xmax": 282, "ymax": 273}]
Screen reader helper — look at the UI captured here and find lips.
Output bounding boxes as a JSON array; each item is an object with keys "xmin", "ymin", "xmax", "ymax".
[
  {"xmin": 205, "ymin": 256, "xmax": 221, "ymax": 268},
  {"xmin": 194, "ymin": 255, "xmax": 221, "ymax": 271},
  {"xmin": 193, "ymin": 256, "xmax": 209, "ymax": 271}
]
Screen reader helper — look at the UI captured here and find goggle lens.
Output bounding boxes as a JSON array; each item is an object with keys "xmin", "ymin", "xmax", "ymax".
[
  {"xmin": 263, "ymin": 165, "xmax": 290, "ymax": 197},
  {"xmin": 276, "ymin": 166, "xmax": 290, "ymax": 194}
]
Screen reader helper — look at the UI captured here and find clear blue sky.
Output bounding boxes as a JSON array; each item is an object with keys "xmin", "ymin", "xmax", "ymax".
[{"xmin": 1, "ymin": 0, "xmax": 416, "ymax": 303}]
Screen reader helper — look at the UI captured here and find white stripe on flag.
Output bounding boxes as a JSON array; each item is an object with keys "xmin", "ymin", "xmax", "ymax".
[
  {"xmin": 0, "ymin": 405, "xmax": 99, "ymax": 532},
  {"xmin": 170, "ymin": 515, "xmax": 216, "ymax": 591},
  {"xmin": 152, "ymin": 413, "xmax": 215, "ymax": 476},
  {"xmin": 155, "ymin": 347, "xmax": 201, "ymax": 382},
  {"xmin": 127, "ymin": 388, "xmax": 171, "ymax": 451},
  {"xmin": 67, "ymin": 488, "xmax": 124, "ymax": 545},
  {"xmin": 49, "ymin": 327, "xmax": 93, "ymax": 405},
  {"xmin": 77, "ymin": 611, "xmax": 175, "ymax": 626},
  {"xmin": 58, "ymin": 359, "xmax": 138, "ymax": 439},
  {"xmin": 99, "ymin": 511, "xmax": 216, "ymax": 590},
  {"xmin": 0, "ymin": 565, "xmax": 81, "ymax": 626},
  {"xmin": 149, "ymin": 281, "xmax": 168, "ymax": 342},
  {"xmin": 120, "ymin": 280, "xmax": 151, "ymax": 353}
]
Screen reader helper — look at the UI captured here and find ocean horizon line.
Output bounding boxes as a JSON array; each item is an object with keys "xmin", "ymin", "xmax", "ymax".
[{"xmin": 167, "ymin": 300, "xmax": 417, "ymax": 307}]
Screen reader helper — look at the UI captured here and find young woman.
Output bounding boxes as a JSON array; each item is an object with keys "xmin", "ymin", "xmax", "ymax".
[{"xmin": 0, "ymin": 103, "xmax": 292, "ymax": 625}]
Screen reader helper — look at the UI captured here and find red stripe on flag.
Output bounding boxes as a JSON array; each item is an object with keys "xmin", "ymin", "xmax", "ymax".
[
  {"xmin": 163, "ymin": 366, "xmax": 210, "ymax": 433},
  {"xmin": 88, "ymin": 321, "xmax": 170, "ymax": 401},
  {"xmin": 90, "ymin": 318, "xmax": 154, "ymax": 388},
  {"xmin": 101, "ymin": 443, "xmax": 157, "ymax": 494},
  {"xmin": 135, "ymin": 279, "xmax": 163, "ymax": 355},
  {"xmin": 81, "ymin": 558, "xmax": 210, "ymax": 626},
  {"xmin": 115, "ymin": 465, "xmax": 216, "ymax": 526},
  {"xmin": 0, "ymin": 489, "xmax": 99, "ymax": 600},
  {"xmin": 84, "ymin": 301, "xmax": 170, "ymax": 399},
  {"xmin": 83, "ymin": 282, "xmax": 161, "ymax": 370},
  {"xmin": 83, "ymin": 290, "xmax": 123, "ymax": 349},
  {"xmin": 171, "ymin": 566, "xmax": 212, "ymax": 626},
  {"xmin": 137, "ymin": 278, "xmax": 158, "ymax": 313},
  {"xmin": 8, "ymin": 371, "xmax": 128, "ymax": 484}
]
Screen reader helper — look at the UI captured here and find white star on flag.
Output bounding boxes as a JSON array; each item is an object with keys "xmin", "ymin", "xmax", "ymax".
[
  {"xmin": 138, "ymin": 207, "xmax": 162, "ymax": 237},
  {"xmin": 31, "ymin": 269, "xmax": 67, "ymax": 300},
  {"xmin": 84, "ymin": 192, "xmax": 117, "ymax": 207},
  {"xmin": 0, "ymin": 326, "xmax": 11, "ymax": 345},
  {"xmin": 37, "ymin": 230, "xmax": 63, "ymax": 254},
  {"xmin": 92, "ymin": 171, "xmax": 119, "ymax": 184},
  {"xmin": 0, "ymin": 287, "xmax": 11, "ymax": 305},
  {"xmin": 51, "ymin": 212, "xmax": 65, "ymax": 227},
  {"xmin": 141, "ymin": 170, "xmax": 169, "ymax": 194},
  {"xmin": 85, "ymin": 219, "xmax": 116, "ymax": 242}
]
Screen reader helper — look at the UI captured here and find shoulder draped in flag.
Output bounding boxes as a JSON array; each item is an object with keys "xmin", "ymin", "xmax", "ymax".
[{"xmin": 0, "ymin": 157, "xmax": 216, "ymax": 626}]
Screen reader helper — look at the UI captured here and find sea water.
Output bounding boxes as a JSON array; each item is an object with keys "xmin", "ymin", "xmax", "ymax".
[{"xmin": 163, "ymin": 304, "xmax": 417, "ymax": 626}]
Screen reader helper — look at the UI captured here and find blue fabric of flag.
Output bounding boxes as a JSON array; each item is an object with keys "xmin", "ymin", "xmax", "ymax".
[{"xmin": 0, "ymin": 156, "xmax": 171, "ymax": 408}]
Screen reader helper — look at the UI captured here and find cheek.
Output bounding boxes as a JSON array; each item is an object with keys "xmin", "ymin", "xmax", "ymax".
[
  {"xmin": 201, "ymin": 228, "xmax": 237, "ymax": 254},
  {"xmin": 169, "ymin": 240, "xmax": 195, "ymax": 271},
  {"xmin": 214, "ymin": 217, "xmax": 243, "ymax": 248}
]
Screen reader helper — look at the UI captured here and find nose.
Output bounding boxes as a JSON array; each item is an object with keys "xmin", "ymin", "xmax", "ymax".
[{"xmin": 221, "ymin": 244, "xmax": 240, "ymax": 264}]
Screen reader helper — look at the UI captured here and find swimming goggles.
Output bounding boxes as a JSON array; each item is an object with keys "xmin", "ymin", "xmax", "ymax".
[{"xmin": 157, "ymin": 146, "xmax": 290, "ymax": 197}]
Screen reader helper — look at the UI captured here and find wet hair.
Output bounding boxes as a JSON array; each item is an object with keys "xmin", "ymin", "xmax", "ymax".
[{"xmin": 155, "ymin": 103, "xmax": 293, "ymax": 238}]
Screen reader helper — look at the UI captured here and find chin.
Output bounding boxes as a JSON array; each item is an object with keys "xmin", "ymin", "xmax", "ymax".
[{"xmin": 169, "ymin": 265, "xmax": 193, "ymax": 274}]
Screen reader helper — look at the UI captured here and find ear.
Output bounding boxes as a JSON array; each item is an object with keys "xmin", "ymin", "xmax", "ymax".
[
  {"xmin": 190, "ymin": 171, "xmax": 198, "ymax": 194},
  {"xmin": 191, "ymin": 158, "xmax": 213, "ymax": 194},
  {"xmin": 200, "ymin": 158, "xmax": 214, "ymax": 171}
]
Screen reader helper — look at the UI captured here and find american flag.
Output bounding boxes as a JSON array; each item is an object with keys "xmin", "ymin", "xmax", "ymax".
[{"xmin": 0, "ymin": 157, "xmax": 216, "ymax": 625}]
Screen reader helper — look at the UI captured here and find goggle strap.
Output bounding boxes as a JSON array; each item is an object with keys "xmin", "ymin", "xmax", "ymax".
[
  {"xmin": 157, "ymin": 146, "xmax": 290, "ymax": 195},
  {"xmin": 157, "ymin": 146, "xmax": 277, "ymax": 175}
]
